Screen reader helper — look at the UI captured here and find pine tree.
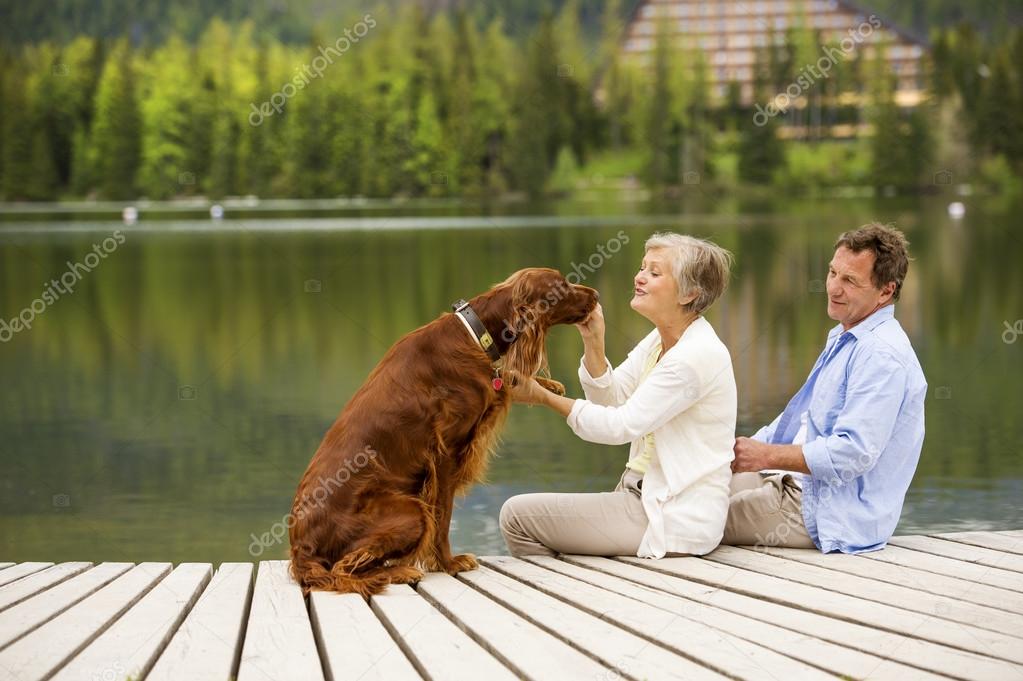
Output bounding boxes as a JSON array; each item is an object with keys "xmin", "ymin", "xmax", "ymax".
[
  {"xmin": 138, "ymin": 36, "xmax": 196, "ymax": 198},
  {"xmin": 738, "ymin": 48, "xmax": 784, "ymax": 185},
  {"xmin": 506, "ymin": 14, "xmax": 565, "ymax": 197},
  {"xmin": 90, "ymin": 40, "xmax": 141, "ymax": 199},
  {"xmin": 0, "ymin": 65, "xmax": 34, "ymax": 199},
  {"xmin": 407, "ymin": 91, "xmax": 447, "ymax": 196},
  {"xmin": 643, "ymin": 18, "xmax": 674, "ymax": 189},
  {"xmin": 868, "ymin": 45, "xmax": 932, "ymax": 192}
]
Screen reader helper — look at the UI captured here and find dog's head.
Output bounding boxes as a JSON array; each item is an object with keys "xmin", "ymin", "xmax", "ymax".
[{"xmin": 496, "ymin": 268, "xmax": 599, "ymax": 378}]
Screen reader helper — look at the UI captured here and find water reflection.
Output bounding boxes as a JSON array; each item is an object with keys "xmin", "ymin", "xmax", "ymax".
[{"xmin": 1, "ymin": 199, "xmax": 1021, "ymax": 562}]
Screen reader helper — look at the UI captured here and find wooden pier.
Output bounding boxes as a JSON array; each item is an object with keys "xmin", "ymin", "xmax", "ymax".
[{"xmin": 0, "ymin": 530, "xmax": 1021, "ymax": 680}]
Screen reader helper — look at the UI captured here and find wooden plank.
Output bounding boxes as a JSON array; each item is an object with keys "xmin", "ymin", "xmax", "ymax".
[
  {"xmin": 0, "ymin": 562, "xmax": 132, "ymax": 650},
  {"xmin": 529, "ymin": 555, "xmax": 945, "ymax": 681},
  {"xmin": 370, "ymin": 583, "xmax": 518, "ymax": 681},
  {"xmin": 704, "ymin": 546, "xmax": 1023, "ymax": 636},
  {"xmin": 0, "ymin": 563, "xmax": 92, "ymax": 613},
  {"xmin": 0, "ymin": 563, "xmax": 53, "ymax": 588},
  {"xmin": 147, "ymin": 563, "xmax": 254, "ymax": 681},
  {"xmin": 890, "ymin": 535, "xmax": 1023, "ymax": 573},
  {"xmin": 51, "ymin": 563, "xmax": 211, "ymax": 681},
  {"xmin": 572, "ymin": 555, "xmax": 1019, "ymax": 681},
  {"xmin": 483, "ymin": 556, "xmax": 832, "ymax": 680},
  {"xmin": 930, "ymin": 531, "xmax": 1023, "ymax": 555},
  {"xmin": 743, "ymin": 546, "xmax": 1023, "ymax": 615},
  {"xmin": 417, "ymin": 572, "xmax": 611, "ymax": 681},
  {"xmin": 0, "ymin": 565, "xmax": 13, "ymax": 572},
  {"xmin": 616, "ymin": 554, "xmax": 1023, "ymax": 665},
  {"xmin": 310, "ymin": 589, "xmax": 421, "ymax": 681},
  {"xmin": 0, "ymin": 562, "xmax": 171, "ymax": 680},
  {"xmin": 238, "ymin": 560, "xmax": 323, "ymax": 681},
  {"xmin": 862, "ymin": 544, "xmax": 1023, "ymax": 593},
  {"xmin": 461, "ymin": 565, "xmax": 723, "ymax": 681}
]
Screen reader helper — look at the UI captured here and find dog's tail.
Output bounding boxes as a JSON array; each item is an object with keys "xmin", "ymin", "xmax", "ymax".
[{"xmin": 289, "ymin": 543, "xmax": 419, "ymax": 598}]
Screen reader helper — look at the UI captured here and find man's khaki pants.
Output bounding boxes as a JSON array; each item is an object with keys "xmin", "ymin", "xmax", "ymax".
[
  {"xmin": 499, "ymin": 469, "xmax": 648, "ymax": 557},
  {"xmin": 722, "ymin": 472, "xmax": 815, "ymax": 548}
]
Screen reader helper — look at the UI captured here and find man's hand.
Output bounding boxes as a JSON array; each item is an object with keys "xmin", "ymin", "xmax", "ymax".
[
  {"xmin": 731, "ymin": 437, "xmax": 811, "ymax": 475},
  {"xmin": 731, "ymin": 436, "xmax": 771, "ymax": 473}
]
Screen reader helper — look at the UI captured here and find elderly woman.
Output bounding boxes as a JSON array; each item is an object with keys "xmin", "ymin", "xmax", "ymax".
[{"xmin": 502, "ymin": 232, "xmax": 737, "ymax": 558}]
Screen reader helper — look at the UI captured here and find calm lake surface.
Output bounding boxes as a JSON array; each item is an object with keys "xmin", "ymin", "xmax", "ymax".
[{"xmin": 1, "ymin": 196, "xmax": 1021, "ymax": 563}]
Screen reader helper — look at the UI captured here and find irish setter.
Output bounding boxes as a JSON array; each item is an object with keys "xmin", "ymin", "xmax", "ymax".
[{"xmin": 289, "ymin": 268, "xmax": 598, "ymax": 596}]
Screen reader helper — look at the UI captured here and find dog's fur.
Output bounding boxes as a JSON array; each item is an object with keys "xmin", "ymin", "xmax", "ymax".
[{"xmin": 288, "ymin": 268, "xmax": 598, "ymax": 596}]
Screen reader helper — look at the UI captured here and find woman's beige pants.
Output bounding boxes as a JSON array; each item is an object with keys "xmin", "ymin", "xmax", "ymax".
[
  {"xmin": 499, "ymin": 469, "xmax": 648, "ymax": 557},
  {"xmin": 500, "ymin": 470, "xmax": 815, "ymax": 557}
]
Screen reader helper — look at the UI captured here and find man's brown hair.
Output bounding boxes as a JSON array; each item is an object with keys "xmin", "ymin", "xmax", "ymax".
[{"xmin": 834, "ymin": 223, "xmax": 911, "ymax": 301}]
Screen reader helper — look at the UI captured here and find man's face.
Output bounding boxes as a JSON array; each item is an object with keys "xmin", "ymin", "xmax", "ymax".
[{"xmin": 825, "ymin": 246, "xmax": 895, "ymax": 330}]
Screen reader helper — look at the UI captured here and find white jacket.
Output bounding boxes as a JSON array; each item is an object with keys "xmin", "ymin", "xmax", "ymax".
[{"xmin": 566, "ymin": 318, "xmax": 737, "ymax": 557}]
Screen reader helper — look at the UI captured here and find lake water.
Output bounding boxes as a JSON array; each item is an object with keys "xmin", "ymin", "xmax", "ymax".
[{"xmin": 1, "ymin": 196, "xmax": 1021, "ymax": 563}]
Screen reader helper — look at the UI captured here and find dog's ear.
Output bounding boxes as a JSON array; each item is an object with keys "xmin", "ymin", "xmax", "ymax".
[{"xmin": 503, "ymin": 281, "xmax": 548, "ymax": 380}]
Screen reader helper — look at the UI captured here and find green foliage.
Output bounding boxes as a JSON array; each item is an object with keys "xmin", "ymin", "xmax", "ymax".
[
  {"xmin": 90, "ymin": 40, "xmax": 141, "ymax": 199},
  {"xmin": 0, "ymin": 7, "xmax": 1021, "ymax": 201},
  {"xmin": 774, "ymin": 142, "xmax": 872, "ymax": 192},
  {"xmin": 738, "ymin": 48, "xmax": 784, "ymax": 185},
  {"xmin": 547, "ymin": 145, "xmax": 580, "ymax": 195}
]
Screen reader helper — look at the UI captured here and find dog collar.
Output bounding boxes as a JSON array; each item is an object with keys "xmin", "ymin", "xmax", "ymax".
[{"xmin": 451, "ymin": 299, "xmax": 501, "ymax": 363}]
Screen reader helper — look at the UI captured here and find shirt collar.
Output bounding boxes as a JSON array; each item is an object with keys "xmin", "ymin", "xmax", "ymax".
[{"xmin": 828, "ymin": 304, "xmax": 895, "ymax": 341}]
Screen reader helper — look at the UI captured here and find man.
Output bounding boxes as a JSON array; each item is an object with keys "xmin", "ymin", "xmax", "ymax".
[{"xmin": 723, "ymin": 223, "xmax": 926, "ymax": 553}]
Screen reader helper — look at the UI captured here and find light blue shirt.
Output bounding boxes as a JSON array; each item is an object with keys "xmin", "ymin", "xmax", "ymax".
[{"xmin": 753, "ymin": 305, "xmax": 927, "ymax": 553}]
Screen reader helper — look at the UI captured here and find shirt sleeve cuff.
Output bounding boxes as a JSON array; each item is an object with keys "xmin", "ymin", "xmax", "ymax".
[
  {"xmin": 578, "ymin": 356, "xmax": 614, "ymax": 388},
  {"xmin": 801, "ymin": 438, "xmax": 841, "ymax": 486},
  {"xmin": 566, "ymin": 398, "xmax": 586, "ymax": 429}
]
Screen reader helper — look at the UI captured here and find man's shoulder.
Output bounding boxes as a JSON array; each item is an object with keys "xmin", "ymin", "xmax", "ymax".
[{"xmin": 852, "ymin": 315, "xmax": 924, "ymax": 378}]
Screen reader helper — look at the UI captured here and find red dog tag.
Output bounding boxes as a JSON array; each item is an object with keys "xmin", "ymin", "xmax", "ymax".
[{"xmin": 492, "ymin": 377, "xmax": 503, "ymax": 390}]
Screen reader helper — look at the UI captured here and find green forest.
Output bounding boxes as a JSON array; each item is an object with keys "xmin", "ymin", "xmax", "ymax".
[{"xmin": 1, "ymin": 0, "xmax": 1021, "ymax": 202}]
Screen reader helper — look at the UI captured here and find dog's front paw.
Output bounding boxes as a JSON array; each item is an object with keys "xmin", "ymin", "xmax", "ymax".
[
  {"xmin": 444, "ymin": 553, "xmax": 479, "ymax": 574},
  {"xmin": 536, "ymin": 377, "xmax": 566, "ymax": 396}
]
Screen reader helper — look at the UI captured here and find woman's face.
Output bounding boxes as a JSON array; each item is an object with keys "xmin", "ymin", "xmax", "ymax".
[{"xmin": 631, "ymin": 248, "xmax": 679, "ymax": 321}]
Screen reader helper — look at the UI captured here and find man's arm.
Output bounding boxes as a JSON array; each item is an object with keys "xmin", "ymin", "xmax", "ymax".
[{"xmin": 731, "ymin": 438, "xmax": 810, "ymax": 474}]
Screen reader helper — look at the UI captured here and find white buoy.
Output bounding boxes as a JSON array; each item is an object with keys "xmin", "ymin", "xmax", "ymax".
[
  {"xmin": 210, "ymin": 204, "xmax": 224, "ymax": 220},
  {"xmin": 948, "ymin": 202, "xmax": 965, "ymax": 219},
  {"xmin": 122, "ymin": 206, "xmax": 138, "ymax": 224}
]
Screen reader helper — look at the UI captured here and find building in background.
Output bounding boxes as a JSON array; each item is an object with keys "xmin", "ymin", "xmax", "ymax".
[{"xmin": 621, "ymin": 0, "xmax": 927, "ymax": 111}]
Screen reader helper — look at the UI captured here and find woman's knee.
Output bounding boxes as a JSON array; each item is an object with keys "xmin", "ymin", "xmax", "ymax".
[{"xmin": 499, "ymin": 494, "xmax": 532, "ymax": 533}]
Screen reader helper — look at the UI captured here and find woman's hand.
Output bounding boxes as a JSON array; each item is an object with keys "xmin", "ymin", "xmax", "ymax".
[
  {"xmin": 575, "ymin": 302, "xmax": 605, "ymax": 346},
  {"xmin": 506, "ymin": 376, "xmax": 549, "ymax": 405},
  {"xmin": 577, "ymin": 303, "xmax": 607, "ymax": 379},
  {"xmin": 507, "ymin": 375, "xmax": 576, "ymax": 418}
]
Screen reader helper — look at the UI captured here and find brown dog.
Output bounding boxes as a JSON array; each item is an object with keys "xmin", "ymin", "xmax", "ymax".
[{"xmin": 289, "ymin": 268, "xmax": 598, "ymax": 596}]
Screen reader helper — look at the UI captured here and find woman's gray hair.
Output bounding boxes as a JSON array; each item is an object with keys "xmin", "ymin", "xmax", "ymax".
[{"xmin": 644, "ymin": 232, "xmax": 733, "ymax": 314}]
